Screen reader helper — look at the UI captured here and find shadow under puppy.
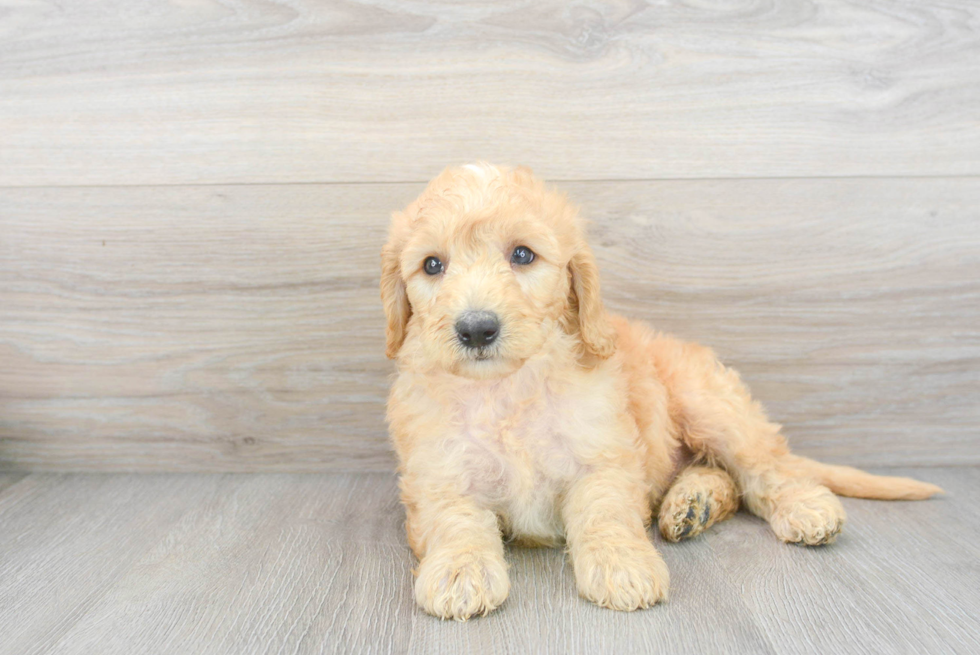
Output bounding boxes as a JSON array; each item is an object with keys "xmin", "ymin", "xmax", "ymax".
[{"xmin": 381, "ymin": 162, "xmax": 942, "ymax": 620}]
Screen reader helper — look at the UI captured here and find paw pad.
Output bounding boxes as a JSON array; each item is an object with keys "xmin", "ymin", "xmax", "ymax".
[{"xmin": 661, "ymin": 493, "xmax": 712, "ymax": 542}]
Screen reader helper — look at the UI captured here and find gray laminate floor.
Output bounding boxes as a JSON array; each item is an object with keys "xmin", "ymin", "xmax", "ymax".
[{"xmin": 1, "ymin": 468, "xmax": 977, "ymax": 654}]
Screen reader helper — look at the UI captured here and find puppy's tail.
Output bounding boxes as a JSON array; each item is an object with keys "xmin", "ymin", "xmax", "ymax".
[{"xmin": 785, "ymin": 455, "xmax": 944, "ymax": 500}]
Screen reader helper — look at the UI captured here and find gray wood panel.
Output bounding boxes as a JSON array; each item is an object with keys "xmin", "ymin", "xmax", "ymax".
[
  {"xmin": 709, "ymin": 468, "xmax": 980, "ymax": 653},
  {"xmin": 0, "ymin": 183, "xmax": 417, "ymax": 471},
  {"xmin": 39, "ymin": 475, "xmax": 415, "ymax": 655},
  {"xmin": 0, "ymin": 474, "xmax": 220, "ymax": 655},
  {"xmin": 0, "ymin": 470, "xmax": 976, "ymax": 654},
  {"xmin": 2, "ymin": 178, "xmax": 978, "ymax": 471},
  {"xmin": 1, "ymin": 0, "xmax": 978, "ymax": 186}
]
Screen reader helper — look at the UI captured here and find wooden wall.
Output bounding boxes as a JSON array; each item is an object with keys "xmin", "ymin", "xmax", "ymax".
[{"xmin": 1, "ymin": 0, "xmax": 978, "ymax": 471}]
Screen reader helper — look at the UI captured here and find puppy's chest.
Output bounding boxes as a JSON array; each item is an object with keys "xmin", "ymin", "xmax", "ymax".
[{"xmin": 446, "ymin": 383, "xmax": 591, "ymax": 538}]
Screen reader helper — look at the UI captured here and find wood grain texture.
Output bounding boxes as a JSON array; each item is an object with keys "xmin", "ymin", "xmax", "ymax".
[
  {"xmin": 0, "ymin": 471, "xmax": 27, "ymax": 494},
  {"xmin": 2, "ymin": 178, "xmax": 978, "ymax": 471},
  {"xmin": 0, "ymin": 470, "xmax": 977, "ymax": 654},
  {"xmin": 40, "ymin": 474, "xmax": 414, "ymax": 655},
  {"xmin": 0, "ymin": 474, "xmax": 219, "ymax": 654},
  {"xmin": 1, "ymin": 0, "xmax": 979, "ymax": 186},
  {"xmin": 0, "ymin": 183, "xmax": 418, "ymax": 471},
  {"xmin": 707, "ymin": 467, "xmax": 980, "ymax": 654}
]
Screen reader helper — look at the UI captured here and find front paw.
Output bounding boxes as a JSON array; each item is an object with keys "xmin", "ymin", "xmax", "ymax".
[
  {"xmin": 769, "ymin": 484, "xmax": 846, "ymax": 546},
  {"xmin": 415, "ymin": 547, "xmax": 510, "ymax": 620},
  {"xmin": 572, "ymin": 539, "xmax": 669, "ymax": 611}
]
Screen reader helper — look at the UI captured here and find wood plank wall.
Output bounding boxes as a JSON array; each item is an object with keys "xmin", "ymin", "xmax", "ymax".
[{"xmin": 1, "ymin": 1, "xmax": 978, "ymax": 471}]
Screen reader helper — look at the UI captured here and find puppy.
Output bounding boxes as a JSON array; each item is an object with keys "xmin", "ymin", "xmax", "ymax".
[{"xmin": 381, "ymin": 162, "xmax": 942, "ymax": 620}]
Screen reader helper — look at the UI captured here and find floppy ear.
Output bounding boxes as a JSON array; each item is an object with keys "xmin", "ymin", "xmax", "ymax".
[
  {"xmin": 566, "ymin": 242, "xmax": 617, "ymax": 359},
  {"xmin": 380, "ymin": 238, "xmax": 411, "ymax": 359}
]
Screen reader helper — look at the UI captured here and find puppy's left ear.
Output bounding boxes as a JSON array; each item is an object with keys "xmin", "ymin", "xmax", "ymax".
[
  {"xmin": 380, "ymin": 226, "xmax": 411, "ymax": 359},
  {"xmin": 567, "ymin": 241, "xmax": 617, "ymax": 359}
]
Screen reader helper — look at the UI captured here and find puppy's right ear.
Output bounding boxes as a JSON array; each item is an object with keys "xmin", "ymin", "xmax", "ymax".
[{"xmin": 380, "ymin": 226, "xmax": 411, "ymax": 359}]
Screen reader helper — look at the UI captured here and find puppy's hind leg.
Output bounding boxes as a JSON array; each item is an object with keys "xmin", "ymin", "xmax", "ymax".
[
  {"xmin": 659, "ymin": 340, "xmax": 846, "ymax": 546},
  {"xmin": 658, "ymin": 465, "xmax": 739, "ymax": 542}
]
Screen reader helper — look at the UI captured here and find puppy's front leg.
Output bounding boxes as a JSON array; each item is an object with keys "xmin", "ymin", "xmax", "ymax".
[
  {"xmin": 402, "ymin": 477, "xmax": 509, "ymax": 621},
  {"xmin": 562, "ymin": 468, "xmax": 669, "ymax": 610}
]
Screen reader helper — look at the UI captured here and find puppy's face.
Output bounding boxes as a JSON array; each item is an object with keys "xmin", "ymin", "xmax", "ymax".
[
  {"xmin": 396, "ymin": 191, "xmax": 565, "ymax": 380},
  {"xmin": 381, "ymin": 163, "xmax": 615, "ymax": 379}
]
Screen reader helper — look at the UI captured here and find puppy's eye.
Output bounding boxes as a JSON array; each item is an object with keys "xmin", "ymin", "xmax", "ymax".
[
  {"xmin": 511, "ymin": 246, "xmax": 535, "ymax": 266},
  {"xmin": 423, "ymin": 256, "xmax": 444, "ymax": 275}
]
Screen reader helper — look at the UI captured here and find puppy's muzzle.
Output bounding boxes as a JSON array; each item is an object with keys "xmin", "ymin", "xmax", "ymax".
[{"xmin": 455, "ymin": 311, "xmax": 500, "ymax": 349}]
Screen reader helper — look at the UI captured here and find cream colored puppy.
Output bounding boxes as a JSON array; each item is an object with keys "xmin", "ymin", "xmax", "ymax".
[{"xmin": 381, "ymin": 163, "xmax": 942, "ymax": 621}]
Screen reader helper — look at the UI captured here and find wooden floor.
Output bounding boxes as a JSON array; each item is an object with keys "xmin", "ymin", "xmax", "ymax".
[{"xmin": 1, "ymin": 468, "xmax": 977, "ymax": 654}]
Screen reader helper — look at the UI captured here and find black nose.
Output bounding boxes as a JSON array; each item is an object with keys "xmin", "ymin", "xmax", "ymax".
[{"xmin": 455, "ymin": 311, "xmax": 500, "ymax": 348}]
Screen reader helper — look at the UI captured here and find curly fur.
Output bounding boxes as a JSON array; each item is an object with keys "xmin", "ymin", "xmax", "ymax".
[{"xmin": 382, "ymin": 162, "xmax": 943, "ymax": 620}]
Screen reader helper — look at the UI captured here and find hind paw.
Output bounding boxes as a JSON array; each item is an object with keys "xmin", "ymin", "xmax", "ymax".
[
  {"xmin": 769, "ymin": 485, "xmax": 846, "ymax": 546},
  {"xmin": 658, "ymin": 466, "xmax": 740, "ymax": 542},
  {"xmin": 659, "ymin": 492, "xmax": 713, "ymax": 541}
]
